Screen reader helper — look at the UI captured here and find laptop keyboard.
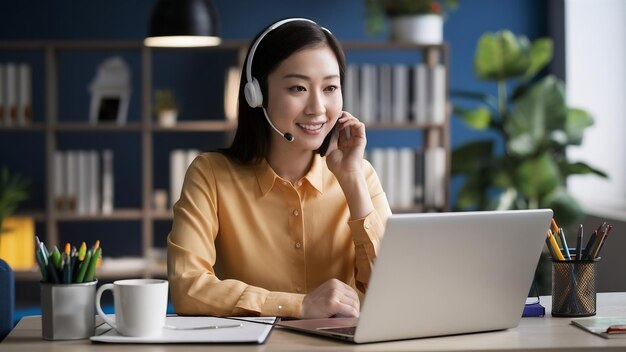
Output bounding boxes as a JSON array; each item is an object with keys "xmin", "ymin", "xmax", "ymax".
[{"xmin": 318, "ymin": 326, "xmax": 357, "ymax": 336}]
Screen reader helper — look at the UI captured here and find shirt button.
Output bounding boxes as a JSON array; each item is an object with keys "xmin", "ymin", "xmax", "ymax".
[
  {"xmin": 296, "ymin": 287, "xmax": 302, "ymax": 293},
  {"xmin": 296, "ymin": 180, "xmax": 302, "ymax": 187},
  {"xmin": 295, "ymin": 242, "xmax": 302, "ymax": 249},
  {"xmin": 293, "ymin": 209, "xmax": 299, "ymax": 216},
  {"xmin": 364, "ymin": 222, "xmax": 370, "ymax": 229}
]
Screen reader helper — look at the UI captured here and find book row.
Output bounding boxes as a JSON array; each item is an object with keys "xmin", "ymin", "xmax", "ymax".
[
  {"xmin": 365, "ymin": 147, "xmax": 446, "ymax": 210},
  {"xmin": 344, "ymin": 63, "xmax": 446, "ymax": 126},
  {"xmin": 53, "ymin": 150, "xmax": 114, "ymax": 214},
  {"xmin": 0, "ymin": 62, "xmax": 32, "ymax": 126}
]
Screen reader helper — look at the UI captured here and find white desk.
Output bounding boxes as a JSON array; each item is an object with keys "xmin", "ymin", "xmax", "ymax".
[{"xmin": 4, "ymin": 292, "xmax": 626, "ymax": 351}]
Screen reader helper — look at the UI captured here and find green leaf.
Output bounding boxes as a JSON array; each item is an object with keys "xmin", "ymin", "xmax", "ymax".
[
  {"xmin": 455, "ymin": 175, "xmax": 484, "ymax": 210},
  {"xmin": 505, "ymin": 75, "xmax": 567, "ymax": 156},
  {"xmin": 475, "ymin": 30, "xmax": 531, "ymax": 81},
  {"xmin": 456, "ymin": 106, "xmax": 492, "ymax": 130},
  {"xmin": 559, "ymin": 161, "xmax": 609, "ymax": 178},
  {"xmin": 524, "ymin": 37, "xmax": 553, "ymax": 80},
  {"xmin": 451, "ymin": 140, "xmax": 494, "ymax": 175},
  {"xmin": 514, "ymin": 153, "xmax": 561, "ymax": 200},
  {"xmin": 565, "ymin": 108, "xmax": 593, "ymax": 145},
  {"xmin": 541, "ymin": 187, "xmax": 585, "ymax": 227},
  {"xmin": 450, "ymin": 90, "xmax": 499, "ymax": 110}
]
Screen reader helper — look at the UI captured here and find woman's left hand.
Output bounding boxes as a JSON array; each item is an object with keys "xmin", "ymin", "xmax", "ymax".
[{"xmin": 325, "ymin": 112, "xmax": 366, "ymax": 179}]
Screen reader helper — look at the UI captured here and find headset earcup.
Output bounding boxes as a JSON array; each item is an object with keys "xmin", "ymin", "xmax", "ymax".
[{"xmin": 244, "ymin": 78, "xmax": 263, "ymax": 108}]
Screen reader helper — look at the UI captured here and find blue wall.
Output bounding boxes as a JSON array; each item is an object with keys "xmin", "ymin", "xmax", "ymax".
[{"xmin": 0, "ymin": 0, "xmax": 548, "ymax": 252}]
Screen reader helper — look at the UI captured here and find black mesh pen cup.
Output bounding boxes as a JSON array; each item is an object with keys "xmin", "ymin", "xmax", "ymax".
[{"xmin": 551, "ymin": 260, "xmax": 597, "ymax": 317}]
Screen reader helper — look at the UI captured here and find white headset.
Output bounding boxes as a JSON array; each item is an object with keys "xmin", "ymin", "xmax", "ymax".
[{"xmin": 244, "ymin": 18, "xmax": 330, "ymax": 108}]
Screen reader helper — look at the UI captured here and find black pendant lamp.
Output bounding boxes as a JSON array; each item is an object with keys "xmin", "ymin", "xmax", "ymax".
[{"xmin": 144, "ymin": 0, "xmax": 221, "ymax": 47}]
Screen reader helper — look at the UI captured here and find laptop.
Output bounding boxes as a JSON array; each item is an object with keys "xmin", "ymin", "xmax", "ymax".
[{"xmin": 278, "ymin": 209, "xmax": 553, "ymax": 343}]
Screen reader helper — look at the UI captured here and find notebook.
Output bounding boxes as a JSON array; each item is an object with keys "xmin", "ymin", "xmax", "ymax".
[{"xmin": 279, "ymin": 209, "xmax": 553, "ymax": 343}]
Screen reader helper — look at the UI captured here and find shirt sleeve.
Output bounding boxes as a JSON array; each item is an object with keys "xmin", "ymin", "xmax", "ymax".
[
  {"xmin": 347, "ymin": 159, "xmax": 392, "ymax": 293},
  {"xmin": 167, "ymin": 155, "xmax": 305, "ymax": 318}
]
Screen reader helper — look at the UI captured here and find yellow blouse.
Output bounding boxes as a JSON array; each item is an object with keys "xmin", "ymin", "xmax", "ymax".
[{"xmin": 167, "ymin": 152, "xmax": 391, "ymax": 318}]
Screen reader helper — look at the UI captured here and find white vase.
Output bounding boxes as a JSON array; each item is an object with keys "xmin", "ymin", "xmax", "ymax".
[
  {"xmin": 389, "ymin": 14, "xmax": 443, "ymax": 45},
  {"xmin": 157, "ymin": 109, "xmax": 177, "ymax": 127}
]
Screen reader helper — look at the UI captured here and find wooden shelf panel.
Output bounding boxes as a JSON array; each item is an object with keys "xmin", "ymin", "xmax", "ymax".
[
  {"xmin": 342, "ymin": 41, "xmax": 446, "ymax": 50},
  {"xmin": 13, "ymin": 262, "xmax": 167, "ymax": 281},
  {"xmin": 367, "ymin": 122, "xmax": 445, "ymax": 130},
  {"xmin": 151, "ymin": 210, "xmax": 174, "ymax": 220},
  {"xmin": 54, "ymin": 209, "xmax": 143, "ymax": 221},
  {"xmin": 0, "ymin": 124, "xmax": 45, "ymax": 132},
  {"xmin": 12, "ymin": 211, "xmax": 46, "ymax": 221},
  {"xmin": 54, "ymin": 122, "xmax": 142, "ymax": 132},
  {"xmin": 152, "ymin": 120, "xmax": 237, "ymax": 132}
]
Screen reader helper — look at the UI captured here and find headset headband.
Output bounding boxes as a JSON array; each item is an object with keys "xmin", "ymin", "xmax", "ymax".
[{"xmin": 245, "ymin": 18, "xmax": 330, "ymax": 88}]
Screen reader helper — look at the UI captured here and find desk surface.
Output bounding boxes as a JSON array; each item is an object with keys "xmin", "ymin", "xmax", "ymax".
[{"xmin": 4, "ymin": 292, "xmax": 626, "ymax": 352}]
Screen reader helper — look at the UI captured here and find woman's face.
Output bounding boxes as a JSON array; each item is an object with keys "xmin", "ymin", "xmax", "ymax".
[{"xmin": 266, "ymin": 44, "xmax": 343, "ymax": 152}]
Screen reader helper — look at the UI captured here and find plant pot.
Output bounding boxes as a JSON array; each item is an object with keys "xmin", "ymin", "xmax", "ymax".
[
  {"xmin": 389, "ymin": 14, "xmax": 443, "ymax": 45},
  {"xmin": 157, "ymin": 109, "xmax": 178, "ymax": 127}
]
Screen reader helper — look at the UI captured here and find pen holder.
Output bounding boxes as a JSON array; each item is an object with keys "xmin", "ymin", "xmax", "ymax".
[
  {"xmin": 551, "ymin": 260, "xmax": 597, "ymax": 317},
  {"xmin": 41, "ymin": 280, "xmax": 97, "ymax": 340}
]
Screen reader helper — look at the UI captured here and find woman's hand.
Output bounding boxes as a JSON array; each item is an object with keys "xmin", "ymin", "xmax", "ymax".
[
  {"xmin": 325, "ymin": 112, "xmax": 366, "ymax": 179},
  {"xmin": 300, "ymin": 279, "xmax": 360, "ymax": 319}
]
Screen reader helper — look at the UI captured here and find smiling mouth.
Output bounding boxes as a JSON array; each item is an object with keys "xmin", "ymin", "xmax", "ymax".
[{"xmin": 296, "ymin": 123, "xmax": 325, "ymax": 131}]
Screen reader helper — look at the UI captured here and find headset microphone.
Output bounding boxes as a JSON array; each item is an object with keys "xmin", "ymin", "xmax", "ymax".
[{"xmin": 263, "ymin": 108, "xmax": 295, "ymax": 142}]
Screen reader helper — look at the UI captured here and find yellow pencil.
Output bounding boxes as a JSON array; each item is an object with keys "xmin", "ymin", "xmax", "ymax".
[{"xmin": 548, "ymin": 230, "xmax": 565, "ymax": 261}]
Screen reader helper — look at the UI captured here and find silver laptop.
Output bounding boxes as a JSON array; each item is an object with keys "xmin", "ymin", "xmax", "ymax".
[{"xmin": 279, "ymin": 209, "xmax": 553, "ymax": 343}]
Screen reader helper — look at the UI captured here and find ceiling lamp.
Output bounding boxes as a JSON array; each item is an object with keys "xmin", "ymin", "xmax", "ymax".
[{"xmin": 144, "ymin": 0, "xmax": 221, "ymax": 47}]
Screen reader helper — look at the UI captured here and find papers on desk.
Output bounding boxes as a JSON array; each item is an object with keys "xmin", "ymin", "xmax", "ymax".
[
  {"xmin": 90, "ymin": 316, "xmax": 278, "ymax": 344},
  {"xmin": 571, "ymin": 317, "xmax": 626, "ymax": 339}
]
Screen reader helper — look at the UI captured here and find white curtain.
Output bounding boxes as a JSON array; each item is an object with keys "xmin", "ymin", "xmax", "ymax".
[{"xmin": 565, "ymin": 0, "xmax": 626, "ymax": 220}]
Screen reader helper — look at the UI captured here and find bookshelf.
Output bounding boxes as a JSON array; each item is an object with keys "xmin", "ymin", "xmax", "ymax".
[{"xmin": 0, "ymin": 40, "xmax": 449, "ymax": 280}]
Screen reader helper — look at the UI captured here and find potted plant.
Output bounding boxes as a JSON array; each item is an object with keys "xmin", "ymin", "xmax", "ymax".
[
  {"xmin": 0, "ymin": 167, "xmax": 29, "ymax": 234},
  {"xmin": 0, "ymin": 167, "xmax": 35, "ymax": 269},
  {"xmin": 153, "ymin": 89, "xmax": 178, "ymax": 127},
  {"xmin": 451, "ymin": 30, "xmax": 607, "ymax": 227},
  {"xmin": 365, "ymin": 0, "xmax": 459, "ymax": 44}
]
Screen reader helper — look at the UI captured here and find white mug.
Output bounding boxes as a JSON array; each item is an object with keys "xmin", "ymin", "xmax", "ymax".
[{"xmin": 95, "ymin": 279, "xmax": 169, "ymax": 337}]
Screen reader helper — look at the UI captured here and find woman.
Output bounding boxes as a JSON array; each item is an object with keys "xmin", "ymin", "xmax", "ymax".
[{"xmin": 167, "ymin": 18, "xmax": 391, "ymax": 319}]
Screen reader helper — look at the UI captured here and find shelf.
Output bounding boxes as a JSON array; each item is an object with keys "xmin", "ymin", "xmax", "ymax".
[
  {"xmin": 152, "ymin": 120, "xmax": 237, "ymax": 132},
  {"xmin": 54, "ymin": 209, "xmax": 143, "ymax": 221},
  {"xmin": 151, "ymin": 210, "xmax": 174, "ymax": 220},
  {"xmin": 13, "ymin": 261, "xmax": 167, "ymax": 281},
  {"xmin": 0, "ymin": 124, "xmax": 45, "ymax": 132},
  {"xmin": 12, "ymin": 210, "xmax": 46, "ymax": 221},
  {"xmin": 54, "ymin": 122, "xmax": 142, "ymax": 132},
  {"xmin": 367, "ymin": 122, "xmax": 446, "ymax": 130},
  {"xmin": 341, "ymin": 41, "xmax": 446, "ymax": 50}
]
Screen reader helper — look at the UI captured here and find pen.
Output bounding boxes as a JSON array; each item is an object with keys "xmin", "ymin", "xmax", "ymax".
[
  {"xmin": 75, "ymin": 249, "xmax": 92, "ymax": 283},
  {"xmin": 582, "ymin": 230, "xmax": 598, "ymax": 260},
  {"xmin": 50, "ymin": 246, "xmax": 62, "ymax": 269},
  {"xmin": 594, "ymin": 225, "xmax": 613, "ymax": 259},
  {"xmin": 83, "ymin": 247, "xmax": 101, "ymax": 282},
  {"xmin": 575, "ymin": 224, "xmax": 584, "ymax": 261},
  {"xmin": 590, "ymin": 224, "xmax": 611, "ymax": 260},
  {"xmin": 558, "ymin": 227, "xmax": 571, "ymax": 260},
  {"xmin": 35, "ymin": 244, "xmax": 49, "ymax": 282},
  {"xmin": 46, "ymin": 256, "xmax": 60, "ymax": 283}
]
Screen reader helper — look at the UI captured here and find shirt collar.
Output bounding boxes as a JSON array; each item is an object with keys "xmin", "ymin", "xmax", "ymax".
[{"xmin": 256, "ymin": 154, "xmax": 325, "ymax": 196}]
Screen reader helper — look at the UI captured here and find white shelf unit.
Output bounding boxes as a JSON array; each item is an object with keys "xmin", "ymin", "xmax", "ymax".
[{"xmin": 0, "ymin": 40, "xmax": 449, "ymax": 280}]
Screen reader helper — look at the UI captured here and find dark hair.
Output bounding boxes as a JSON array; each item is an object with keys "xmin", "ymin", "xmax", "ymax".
[{"xmin": 220, "ymin": 19, "xmax": 346, "ymax": 165}]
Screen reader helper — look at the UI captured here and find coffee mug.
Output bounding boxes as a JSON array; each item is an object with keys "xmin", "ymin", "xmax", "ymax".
[{"xmin": 95, "ymin": 279, "xmax": 168, "ymax": 337}]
